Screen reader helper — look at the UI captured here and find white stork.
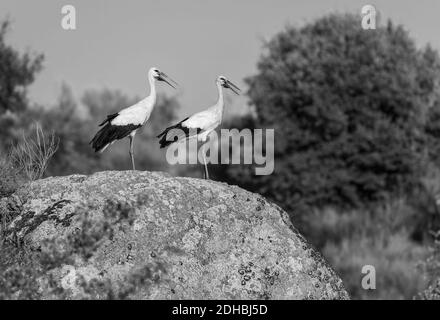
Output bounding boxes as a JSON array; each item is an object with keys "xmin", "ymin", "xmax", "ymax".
[
  {"xmin": 157, "ymin": 75, "xmax": 240, "ymax": 179},
  {"xmin": 90, "ymin": 67, "xmax": 178, "ymax": 170}
]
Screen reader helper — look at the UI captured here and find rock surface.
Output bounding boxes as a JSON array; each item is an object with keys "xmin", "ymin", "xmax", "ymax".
[{"xmin": 1, "ymin": 171, "xmax": 349, "ymax": 299}]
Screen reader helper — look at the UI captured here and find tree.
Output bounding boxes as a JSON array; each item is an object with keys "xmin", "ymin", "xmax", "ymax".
[
  {"xmin": 228, "ymin": 14, "xmax": 440, "ymax": 219},
  {"xmin": 0, "ymin": 20, "xmax": 43, "ymax": 114}
]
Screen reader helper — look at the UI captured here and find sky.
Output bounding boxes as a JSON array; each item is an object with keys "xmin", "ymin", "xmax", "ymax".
[{"xmin": 1, "ymin": 0, "xmax": 440, "ymax": 117}]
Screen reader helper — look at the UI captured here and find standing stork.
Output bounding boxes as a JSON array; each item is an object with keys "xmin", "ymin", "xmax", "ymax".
[
  {"xmin": 157, "ymin": 75, "xmax": 240, "ymax": 179},
  {"xmin": 90, "ymin": 67, "xmax": 178, "ymax": 170}
]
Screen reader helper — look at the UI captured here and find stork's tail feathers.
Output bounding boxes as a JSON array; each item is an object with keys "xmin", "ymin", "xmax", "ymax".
[
  {"xmin": 156, "ymin": 119, "xmax": 186, "ymax": 149},
  {"xmin": 90, "ymin": 122, "xmax": 141, "ymax": 153},
  {"xmin": 90, "ymin": 125, "xmax": 111, "ymax": 152},
  {"xmin": 157, "ymin": 130, "xmax": 177, "ymax": 149},
  {"xmin": 157, "ymin": 117, "xmax": 203, "ymax": 149}
]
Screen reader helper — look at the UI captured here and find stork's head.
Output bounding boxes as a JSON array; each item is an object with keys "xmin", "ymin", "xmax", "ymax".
[
  {"xmin": 149, "ymin": 67, "xmax": 178, "ymax": 89},
  {"xmin": 217, "ymin": 76, "xmax": 241, "ymax": 95}
]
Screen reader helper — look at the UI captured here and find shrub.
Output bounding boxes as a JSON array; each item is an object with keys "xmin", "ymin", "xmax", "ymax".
[
  {"xmin": 309, "ymin": 203, "xmax": 429, "ymax": 299},
  {"xmin": 233, "ymin": 14, "xmax": 440, "ymax": 217},
  {"xmin": 9, "ymin": 123, "xmax": 59, "ymax": 181},
  {"xmin": 0, "ymin": 19, "xmax": 43, "ymax": 114},
  {"xmin": 0, "ymin": 156, "xmax": 21, "ymax": 198}
]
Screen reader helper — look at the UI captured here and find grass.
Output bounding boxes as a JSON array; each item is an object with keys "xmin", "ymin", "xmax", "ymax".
[
  {"xmin": 8, "ymin": 123, "xmax": 59, "ymax": 181},
  {"xmin": 303, "ymin": 195, "xmax": 439, "ymax": 299},
  {"xmin": 0, "ymin": 156, "xmax": 21, "ymax": 198},
  {"xmin": 0, "ymin": 124, "xmax": 60, "ymax": 299},
  {"xmin": 1, "ymin": 123, "xmax": 59, "ymax": 244}
]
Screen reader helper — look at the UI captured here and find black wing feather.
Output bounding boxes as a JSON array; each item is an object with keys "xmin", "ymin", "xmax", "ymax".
[
  {"xmin": 90, "ymin": 122, "xmax": 141, "ymax": 152},
  {"xmin": 157, "ymin": 117, "xmax": 202, "ymax": 149},
  {"xmin": 98, "ymin": 113, "xmax": 119, "ymax": 126}
]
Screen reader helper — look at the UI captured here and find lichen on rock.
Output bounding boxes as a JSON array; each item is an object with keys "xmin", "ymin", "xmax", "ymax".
[{"xmin": 1, "ymin": 170, "xmax": 349, "ymax": 299}]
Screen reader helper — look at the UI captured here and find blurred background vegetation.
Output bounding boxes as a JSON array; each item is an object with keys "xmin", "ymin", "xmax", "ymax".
[{"xmin": 2, "ymin": 13, "xmax": 440, "ymax": 299}]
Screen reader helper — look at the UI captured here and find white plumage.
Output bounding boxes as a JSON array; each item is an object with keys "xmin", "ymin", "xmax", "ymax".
[
  {"xmin": 90, "ymin": 67, "xmax": 177, "ymax": 170},
  {"xmin": 157, "ymin": 75, "xmax": 240, "ymax": 179},
  {"xmin": 111, "ymin": 96, "xmax": 155, "ymax": 127},
  {"xmin": 183, "ymin": 106, "xmax": 222, "ymax": 132}
]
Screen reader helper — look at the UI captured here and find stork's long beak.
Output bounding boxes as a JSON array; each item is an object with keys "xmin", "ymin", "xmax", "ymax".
[
  {"xmin": 226, "ymin": 80, "xmax": 241, "ymax": 95},
  {"xmin": 159, "ymin": 72, "xmax": 178, "ymax": 89}
]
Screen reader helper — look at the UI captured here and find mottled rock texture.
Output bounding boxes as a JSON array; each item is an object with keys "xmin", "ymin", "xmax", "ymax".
[{"xmin": 1, "ymin": 171, "xmax": 349, "ymax": 299}]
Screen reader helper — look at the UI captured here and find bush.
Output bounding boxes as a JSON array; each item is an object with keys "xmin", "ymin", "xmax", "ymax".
[
  {"xmin": 0, "ymin": 19, "xmax": 43, "ymax": 114},
  {"xmin": 1, "ymin": 123, "xmax": 58, "ymax": 200},
  {"xmin": 233, "ymin": 14, "xmax": 440, "ymax": 217},
  {"xmin": 0, "ymin": 156, "xmax": 21, "ymax": 198},
  {"xmin": 301, "ymin": 170, "xmax": 440, "ymax": 299},
  {"xmin": 9, "ymin": 123, "xmax": 59, "ymax": 181},
  {"xmin": 309, "ymin": 203, "xmax": 430, "ymax": 299}
]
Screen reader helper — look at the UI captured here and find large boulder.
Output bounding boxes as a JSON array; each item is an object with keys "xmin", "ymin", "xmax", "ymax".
[{"xmin": 1, "ymin": 171, "xmax": 349, "ymax": 299}]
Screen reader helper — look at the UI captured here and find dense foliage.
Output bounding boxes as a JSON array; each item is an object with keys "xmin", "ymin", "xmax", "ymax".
[
  {"xmin": 214, "ymin": 14, "xmax": 440, "ymax": 299},
  {"xmin": 0, "ymin": 20, "xmax": 43, "ymax": 114},
  {"xmin": 231, "ymin": 14, "xmax": 440, "ymax": 216}
]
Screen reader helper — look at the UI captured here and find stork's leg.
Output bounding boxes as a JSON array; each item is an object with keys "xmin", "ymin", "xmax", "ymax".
[
  {"xmin": 201, "ymin": 144, "xmax": 209, "ymax": 180},
  {"xmin": 129, "ymin": 135, "xmax": 136, "ymax": 170}
]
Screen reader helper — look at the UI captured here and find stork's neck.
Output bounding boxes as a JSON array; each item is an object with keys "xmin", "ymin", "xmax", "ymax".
[
  {"xmin": 215, "ymin": 82, "xmax": 224, "ymax": 116},
  {"xmin": 148, "ymin": 74, "xmax": 157, "ymax": 103}
]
